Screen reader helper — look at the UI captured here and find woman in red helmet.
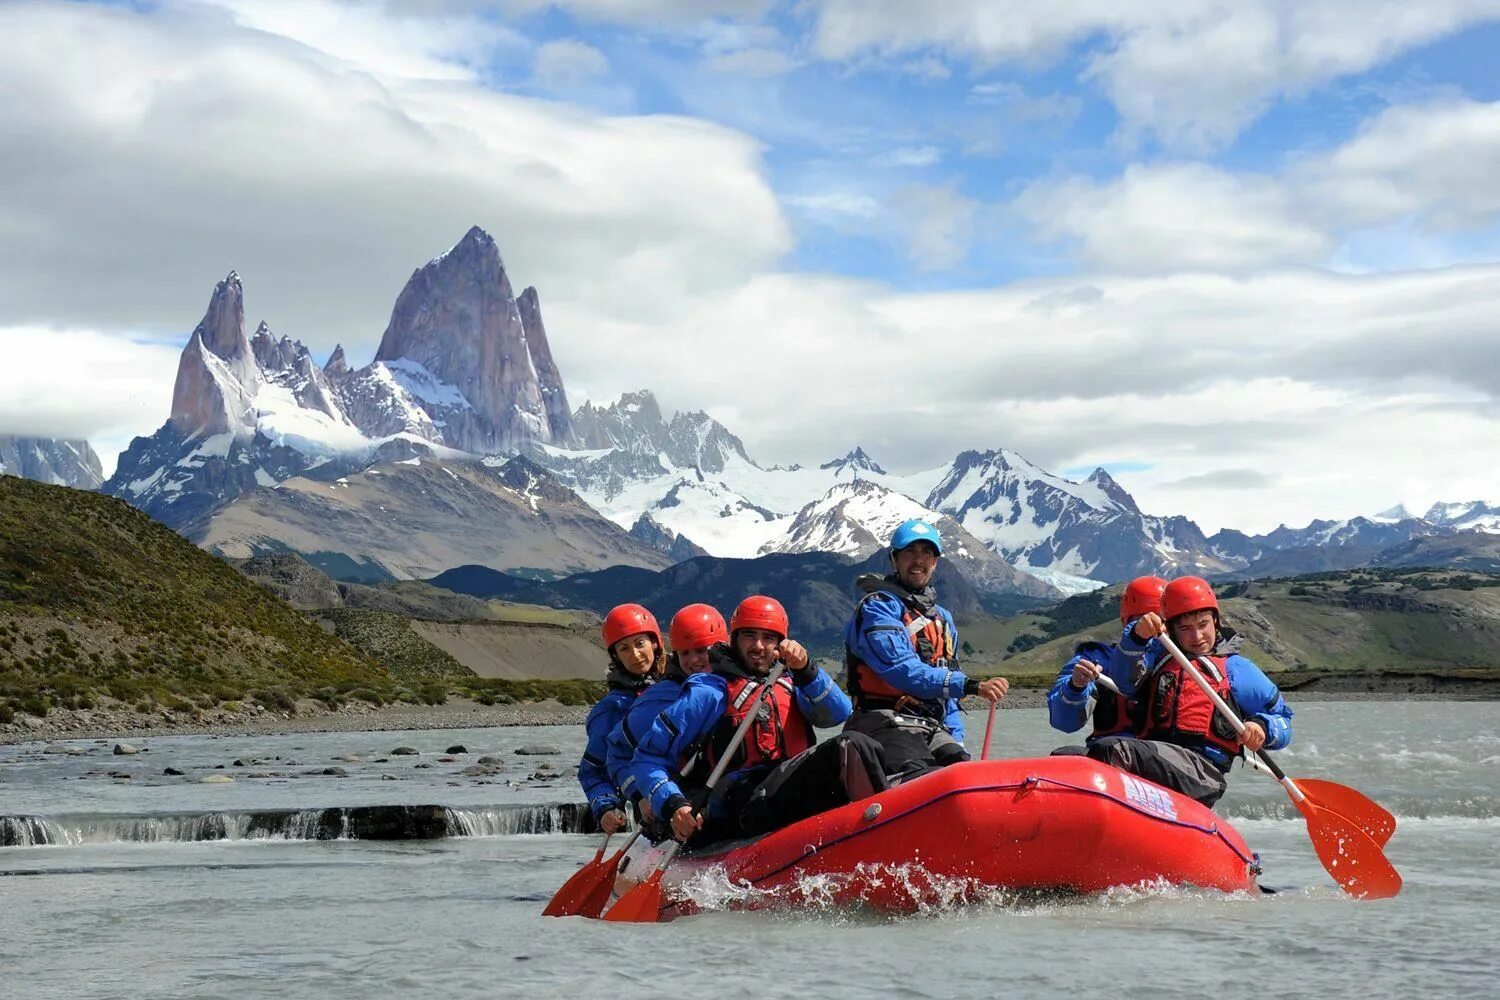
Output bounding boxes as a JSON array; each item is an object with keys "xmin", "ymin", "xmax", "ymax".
[
  {"xmin": 625, "ymin": 595, "xmax": 889, "ymax": 847},
  {"xmin": 1047, "ymin": 576, "xmax": 1167, "ymax": 752},
  {"xmin": 578, "ymin": 604, "xmax": 665, "ymax": 834},
  {"xmin": 1086, "ymin": 577, "xmax": 1294, "ymax": 807}
]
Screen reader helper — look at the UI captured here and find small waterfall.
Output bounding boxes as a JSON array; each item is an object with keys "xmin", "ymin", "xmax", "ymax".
[
  {"xmin": 1, "ymin": 815, "xmax": 66, "ymax": 847},
  {"xmin": 443, "ymin": 803, "xmax": 595, "ymax": 837},
  {"xmin": 1, "ymin": 803, "xmax": 589, "ymax": 847}
]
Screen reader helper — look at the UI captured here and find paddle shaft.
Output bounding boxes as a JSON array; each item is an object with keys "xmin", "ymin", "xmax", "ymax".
[
  {"xmin": 636, "ymin": 661, "xmax": 790, "ymax": 880},
  {"xmin": 980, "ymin": 700, "xmax": 998, "ymax": 760},
  {"xmin": 1155, "ymin": 633, "xmax": 1306, "ymax": 804}
]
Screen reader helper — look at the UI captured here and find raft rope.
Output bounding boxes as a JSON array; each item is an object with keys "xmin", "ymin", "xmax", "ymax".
[{"xmin": 742, "ymin": 775, "xmax": 1257, "ymax": 888}]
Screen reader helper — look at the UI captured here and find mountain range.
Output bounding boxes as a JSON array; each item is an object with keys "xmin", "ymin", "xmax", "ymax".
[
  {"xmin": 0, "ymin": 436, "xmax": 103, "ymax": 490},
  {"xmin": 7, "ymin": 225, "xmax": 1496, "ymax": 595}
]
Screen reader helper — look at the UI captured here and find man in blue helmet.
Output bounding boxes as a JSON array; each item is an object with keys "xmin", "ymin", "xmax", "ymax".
[{"xmin": 842, "ymin": 518, "xmax": 1009, "ymax": 780}]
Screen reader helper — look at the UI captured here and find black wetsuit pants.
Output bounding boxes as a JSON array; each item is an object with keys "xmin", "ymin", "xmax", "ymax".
[{"xmin": 688, "ymin": 733, "xmax": 890, "ymax": 846}]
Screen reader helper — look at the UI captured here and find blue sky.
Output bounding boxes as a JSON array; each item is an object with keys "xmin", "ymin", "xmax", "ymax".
[{"xmin": 3, "ymin": 0, "xmax": 1500, "ymax": 532}]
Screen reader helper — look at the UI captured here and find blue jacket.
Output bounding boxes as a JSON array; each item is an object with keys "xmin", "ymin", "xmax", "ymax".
[
  {"xmin": 1111, "ymin": 621, "xmax": 1166, "ymax": 696},
  {"xmin": 843, "ymin": 588, "xmax": 967, "ymax": 740},
  {"xmin": 626, "ymin": 663, "xmax": 852, "ymax": 822},
  {"xmin": 1139, "ymin": 637, "xmax": 1294, "ymax": 769},
  {"xmin": 605, "ymin": 673, "xmax": 689, "ymax": 803},
  {"xmin": 578, "ymin": 687, "xmax": 638, "ymax": 821},
  {"xmin": 1046, "ymin": 639, "xmax": 1115, "ymax": 735}
]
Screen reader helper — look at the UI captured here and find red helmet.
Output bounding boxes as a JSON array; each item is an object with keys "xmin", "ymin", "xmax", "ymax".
[
  {"xmin": 669, "ymin": 603, "xmax": 728, "ymax": 651},
  {"xmin": 602, "ymin": 604, "xmax": 661, "ymax": 651},
  {"xmin": 729, "ymin": 595, "xmax": 788, "ymax": 639},
  {"xmin": 1162, "ymin": 577, "xmax": 1218, "ymax": 621},
  {"xmin": 1120, "ymin": 575, "xmax": 1168, "ymax": 623}
]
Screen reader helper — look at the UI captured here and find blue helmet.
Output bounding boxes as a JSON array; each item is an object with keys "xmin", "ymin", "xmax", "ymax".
[{"xmin": 891, "ymin": 518, "xmax": 943, "ymax": 556}]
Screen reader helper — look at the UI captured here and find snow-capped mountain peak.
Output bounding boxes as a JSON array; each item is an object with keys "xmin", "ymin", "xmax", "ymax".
[
  {"xmin": 820, "ymin": 446, "xmax": 887, "ymax": 477},
  {"xmin": 1426, "ymin": 500, "xmax": 1500, "ymax": 534}
]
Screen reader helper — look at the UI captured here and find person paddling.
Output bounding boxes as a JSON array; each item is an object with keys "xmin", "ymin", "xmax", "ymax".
[
  {"xmin": 842, "ymin": 519, "xmax": 1008, "ymax": 780},
  {"xmin": 606, "ymin": 603, "xmax": 729, "ymax": 826},
  {"xmin": 1047, "ymin": 576, "xmax": 1167, "ymax": 753},
  {"xmin": 1087, "ymin": 577, "xmax": 1294, "ymax": 807},
  {"xmin": 578, "ymin": 604, "xmax": 664, "ymax": 835},
  {"xmin": 625, "ymin": 596, "xmax": 888, "ymax": 847}
]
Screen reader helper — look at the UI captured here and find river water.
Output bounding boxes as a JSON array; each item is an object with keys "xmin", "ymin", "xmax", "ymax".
[{"xmin": 2, "ymin": 702, "xmax": 1495, "ymax": 999}]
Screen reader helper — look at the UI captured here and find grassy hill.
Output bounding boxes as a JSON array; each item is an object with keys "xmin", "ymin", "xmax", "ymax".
[
  {"xmin": 0, "ymin": 476, "xmax": 412, "ymax": 720},
  {"xmin": 980, "ymin": 568, "xmax": 1500, "ymax": 689}
]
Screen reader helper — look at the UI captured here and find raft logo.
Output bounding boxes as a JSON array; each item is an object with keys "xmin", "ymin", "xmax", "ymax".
[{"xmin": 1121, "ymin": 774, "xmax": 1178, "ymax": 821}]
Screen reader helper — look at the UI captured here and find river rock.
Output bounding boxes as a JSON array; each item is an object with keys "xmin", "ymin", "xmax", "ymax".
[
  {"xmin": 391, "ymin": 747, "xmax": 419, "ymax": 756},
  {"xmin": 437, "ymin": 756, "xmax": 457, "ymax": 763},
  {"xmin": 414, "ymin": 763, "xmax": 432, "ymax": 769},
  {"xmin": 514, "ymin": 745, "xmax": 560, "ymax": 756},
  {"xmin": 445, "ymin": 745, "xmax": 468, "ymax": 754},
  {"xmin": 334, "ymin": 755, "xmax": 362, "ymax": 763},
  {"xmin": 113, "ymin": 743, "xmax": 139, "ymax": 755},
  {"xmin": 201, "ymin": 774, "xmax": 234, "ymax": 783},
  {"xmin": 309, "ymin": 766, "xmax": 348, "ymax": 777},
  {"xmin": 461, "ymin": 763, "xmax": 503, "ymax": 777},
  {"xmin": 477, "ymin": 755, "xmax": 503, "ymax": 765},
  {"xmin": 163, "ymin": 766, "xmax": 186, "ymax": 776}
]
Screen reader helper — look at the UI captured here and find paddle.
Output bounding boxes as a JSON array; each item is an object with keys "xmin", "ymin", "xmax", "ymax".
[
  {"xmin": 1156, "ymin": 633, "xmax": 1402, "ymax": 899},
  {"xmin": 1096, "ymin": 673, "xmax": 1395, "ymax": 847},
  {"xmin": 979, "ymin": 698, "xmax": 998, "ymax": 761},
  {"xmin": 542, "ymin": 829, "xmax": 644, "ymax": 918},
  {"xmin": 604, "ymin": 662, "xmax": 788, "ymax": 923}
]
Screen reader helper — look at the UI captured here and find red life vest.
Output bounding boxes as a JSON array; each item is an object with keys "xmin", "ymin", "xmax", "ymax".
[
  {"xmin": 846, "ymin": 592, "xmax": 955, "ymax": 708},
  {"xmin": 704, "ymin": 674, "xmax": 814, "ymax": 772},
  {"xmin": 1138, "ymin": 653, "xmax": 1242, "ymax": 756}
]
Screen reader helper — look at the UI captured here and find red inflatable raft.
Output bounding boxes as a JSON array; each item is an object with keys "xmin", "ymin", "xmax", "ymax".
[{"xmin": 610, "ymin": 756, "xmax": 1260, "ymax": 917}]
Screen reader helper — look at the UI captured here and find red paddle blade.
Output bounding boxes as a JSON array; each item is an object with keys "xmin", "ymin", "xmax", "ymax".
[
  {"xmin": 543, "ymin": 850, "xmax": 625, "ymax": 918},
  {"xmin": 1296, "ymin": 778, "xmax": 1396, "ymax": 847},
  {"xmin": 1297, "ymin": 797, "xmax": 1403, "ymax": 899},
  {"xmin": 542, "ymin": 844, "xmax": 611, "ymax": 918},
  {"xmin": 602, "ymin": 870, "xmax": 666, "ymax": 923}
]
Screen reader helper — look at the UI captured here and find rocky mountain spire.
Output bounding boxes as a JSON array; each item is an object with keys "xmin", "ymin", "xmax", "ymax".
[
  {"xmin": 168, "ymin": 272, "xmax": 261, "ymax": 437},
  {"xmin": 517, "ymin": 286, "xmax": 575, "ymax": 445},
  {"xmin": 373, "ymin": 226, "xmax": 574, "ymax": 454}
]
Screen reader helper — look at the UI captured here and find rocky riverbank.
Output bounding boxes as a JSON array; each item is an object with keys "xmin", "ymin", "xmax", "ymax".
[{"xmin": 5, "ymin": 675, "xmax": 1497, "ymax": 745}]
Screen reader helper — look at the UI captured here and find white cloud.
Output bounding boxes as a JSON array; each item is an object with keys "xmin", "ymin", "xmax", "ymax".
[
  {"xmin": 786, "ymin": 191, "xmax": 882, "ymax": 220},
  {"xmin": 1014, "ymin": 163, "xmax": 1332, "ymax": 272},
  {"xmin": 198, "ymin": 0, "xmax": 528, "ymax": 80},
  {"xmin": 1013, "ymin": 99, "xmax": 1500, "ymax": 274},
  {"xmin": 806, "ymin": 0, "xmax": 1500, "ymax": 149},
  {"xmin": 0, "ymin": 327, "xmax": 182, "ymax": 476},
  {"xmin": 888, "ymin": 183, "xmax": 977, "ymax": 270},
  {"xmin": 704, "ymin": 47, "xmax": 798, "ymax": 76},
  {"xmin": 533, "ymin": 37, "xmax": 610, "ymax": 88},
  {"xmin": 874, "ymin": 145, "xmax": 942, "ymax": 168},
  {"xmin": 0, "ymin": 1, "xmax": 791, "ymax": 345},
  {"xmin": 501, "ymin": 0, "xmax": 772, "ymax": 25},
  {"xmin": 1298, "ymin": 98, "xmax": 1500, "ymax": 230}
]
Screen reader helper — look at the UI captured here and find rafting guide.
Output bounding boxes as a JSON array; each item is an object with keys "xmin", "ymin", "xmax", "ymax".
[{"xmin": 843, "ymin": 519, "xmax": 1009, "ymax": 779}]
